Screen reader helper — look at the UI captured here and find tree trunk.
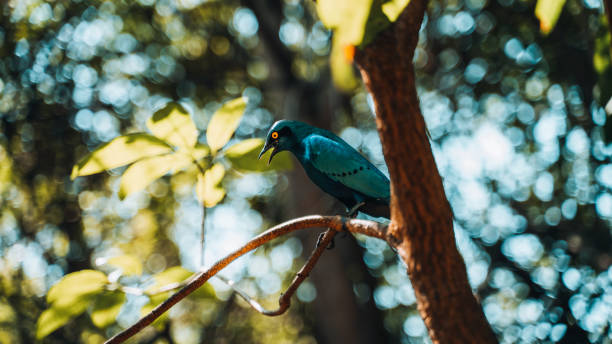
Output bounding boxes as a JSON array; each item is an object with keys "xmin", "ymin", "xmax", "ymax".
[{"xmin": 354, "ymin": 1, "xmax": 498, "ymax": 343}]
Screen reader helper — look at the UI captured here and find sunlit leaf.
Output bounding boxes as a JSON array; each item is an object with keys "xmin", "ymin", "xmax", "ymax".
[
  {"xmin": 47, "ymin": 270, "xmax": 108, "ymax": 305},
  {"xmin": 71, "ymin": 134, "xmax": 173, "ymax": 179},
  {"xmin": 206, "ymin": 97, "xmax": 246, "ymax": 152},
  {"xmin": 147, "ymin": 102, "xmax": 198, "ymax": 149},
  {"xmin": 36, "ymin": 302, "xmax": 89, "ymax": 339},
  {"xmin": 141, "ymin": 266, "xmax": 196, "ymax": 328},
  {"xmin": 91, "ymin": 292, "xmax": 126, "ymax": 328},
  {"xmin": 330, "ymin": 38, "xmax": 359, "ymax": 91},
  {"xmin": 118, "ymin": 146, "xmax": 209, "ymax": 199},
  {"xmin": 107, "ymin": 255, "xmax": 143, "ymax": 276},
  {"xmin": 196, "ymin": 163, "xmax": 226, "ymax": 207},
  {"xmin": 382, "ymin": 0, "xmax": 410, "ymax": 22},
  {"xmin": 118, "ymin": 154, "xmax": 175, "ymax": 200},
  {"xmin": 37, "ymin": 270, "xmax": 108, "ymax": 339},
  {"xmin": 225, "ymin": 138, "xmax": 293, "ymax": 172},
  {"xmin": 317, "ymin": 0, "xmax": 373, "ymax": 45},
  {"xmin": 535, "ymin": 0, "xmax": 567, "ymax": 34},
  {"xmin": 145, "ymin": 266, "xmax": 194, "ymax": 294}
]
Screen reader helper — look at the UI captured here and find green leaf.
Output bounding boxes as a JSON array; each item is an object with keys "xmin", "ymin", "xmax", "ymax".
[
  {"xmin": 535, "ymin": 0, "xmax": 567, "ymax": 34},
  {"xmin": 329, "ymin": 37, "xmax": 359, "ymax": 91},
  {"xmin": 147, "ymin": 102, "xmax": 198, "ymax": 149},
  {"xmin": 71, "ymin": 134, "xmax": 173, "ymax": 179},
  {"xmin": 36, "ymin": 302, "xmax": 89, "ymax": 339},
  {"xmin": 196, "ymin": 163, "xmax": 226, "ymax": 207},
  {"xmin": 316, "ymin": 0, "xmax": 373, "ymax": 91},
  {"xmin": 118, "ymin": 154, "xmax": 176, "ymax": 200},
  {"xmin": 317, "ymin": 0, "xmax": 373, "ymax": 46},
  {"xmin": 118, "ymin": 146, "xmax": 209, "ymax": 199},
  {"xmin": 107, "ymin": 255, "xmax": 143, "ymax": 276},
  {"xmin": 91, "ymin": 292, "xmax": 126, "ymax": 328},
  {"xmin": 145, "ymin": 266, "xmax": 194, "ymax": 294},
  {"xmin": 47, "ymin": 270, "xmax": 108, "ymax": 305},
  {"xmin": 225, "ymin": 138, "xmax": 293, "ymax": 172},
  {"xmin": 141, "ymin": 267, "xmax": 214, "ymax": 324},
  {"xmin": 381, "ymin": 0, "xmax": 410, "ymax": 22},
  {"xmin": 206, "ymin": 97, "xmax": 247, "ymax": 152},
  {"xmin": 37, "ymin": 270, "xmax": 108, "ymax": 339}
]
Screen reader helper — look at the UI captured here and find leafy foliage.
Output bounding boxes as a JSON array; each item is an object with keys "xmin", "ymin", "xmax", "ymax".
[
  {"xmin": 147, "ymin": 103, "xmax": 199, "ymax": 148},
  {"xmin": 71, "ymin": 98, "xmax": 286, "ymax": 205},
  {"xmin": 36, "ymin": 270, "xmax": 108, "ymax": 339},
  {"xmin": 316, "ymin": 0, "xmax": 410, "ymax": 90},
  {"xmin": 91, "ymin": 292, "xmax": 126, "ymax": 328},
  {"xmin": 535, "ymin": 0, "xmax": 567, "ymax": 34},
  {"xmin": 207, "ymin": 97, "xmax": 248, "ymax": 152},
  {"xmin": 107, "ymin": 255, "xmax": 144, "ymax": 276},
  {"xmin": 35, "ymin": 94, "xmax": 291, "ymax": 338},
  {"xmin": 197, "ymin": 163, "xmax": 226, "ymax": 207},
  {"xmin": 70, "ymin": 134, "xmax": 173, "ymax": 179}
]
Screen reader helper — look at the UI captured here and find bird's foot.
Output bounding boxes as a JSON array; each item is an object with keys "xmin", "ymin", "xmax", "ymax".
[
  {"xmin": 347, "ymin": 202, "xmax": 366, "ymax": 218},
  {"xmin": 316, "ymin": 232, "xmax": 335, "ymax": 250}
]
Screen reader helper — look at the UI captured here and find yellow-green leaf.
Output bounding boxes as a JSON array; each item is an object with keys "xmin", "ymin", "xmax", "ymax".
[
  {"xmin": 382, "ymin": 0, "xmax": 410, "ymax": 22},
  {"xmin": 197, "ymin": 163, "xmax": 226, "ymax": 207},
  {"xmin": 118, "ymin": 154, "xmax": 176, "ymax": 200},
  {"xmin": 117, "ymin": 146, "xmax": 209, "ymax": 199},
  {"xmin": 47, "ymin": 270, "xmax": 108, "ymax": 305},
  {"xmin": 107, "ymin": 255, "xmax": 143, "ymax": 276},
  {"xmin": 330, "ymin": 37, "xmax": 359, "ymax": 91},
  {"xmin": 535, "ymin": 0, "xmax": 567, "ymax": 35},
  {"xmin": 37, "ymin": 270, "xmax": 107, "ymax": 339},
  {"xmin": 147, "ymin": 102, "xmax": 198, "ymax": 149},
  {"xmin": 145, "ymin": 266, "xmax": 194, "ymax": 294},
  {"xmin": 206, "ymin": 97, "xmax": 247, "ymax": 152},
  {"xmin": 91, "ymin": 292, "xmax": 126, "ymax": 328},
  {"xmin": 71, "ymin": 134, "xmax": 173, "ymax": 179},
  {"xmin": 36, "ymin": 300, "xmax": 90, "ymax": 339},
  {"xmin": 225, "ymin": 138, "xmax": 293, "ymax": 172},
  {"xmin": 317, "ymin": 0, "xmax": 373, "ymax": 45}
]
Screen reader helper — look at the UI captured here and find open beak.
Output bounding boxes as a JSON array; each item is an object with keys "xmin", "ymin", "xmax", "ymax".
[{"xmin": 258, "ymin": 141, "xmax": 278, "ymax": 165}]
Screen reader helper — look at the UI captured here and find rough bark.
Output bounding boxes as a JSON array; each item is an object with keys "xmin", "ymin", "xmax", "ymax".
[{"xmin": 354, "ymin": 0, "xmax": 498, "ymax": 343}]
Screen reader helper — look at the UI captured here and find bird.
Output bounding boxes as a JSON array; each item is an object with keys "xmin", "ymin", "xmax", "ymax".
[{"xmin": 259, "ymin": 120, "xmax": 390, "ymax": 218}]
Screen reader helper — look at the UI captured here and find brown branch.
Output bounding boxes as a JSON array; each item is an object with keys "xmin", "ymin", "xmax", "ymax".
[
  {"xmin": 105, "ymin": 215, "xmax": 387, "ymax": 344},
  {"xmin": 215, "ymin": 229, "xmax": 336, "ymax": 315},
  {"xmin": 354, "ymin": 0, "xmax": 497, "ymax": 343}
]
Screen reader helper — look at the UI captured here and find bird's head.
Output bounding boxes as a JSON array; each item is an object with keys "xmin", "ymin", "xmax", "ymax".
[{"xmin": 259, "ymin": 120, "xmax": 299, "ymax": 164}]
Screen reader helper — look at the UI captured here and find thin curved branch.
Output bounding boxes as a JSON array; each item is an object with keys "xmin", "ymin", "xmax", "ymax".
[
  {"xmin": 216, "ymin": 228, "xmax": 337, "ymax": 316},
  {"xmin": 105, "ymin": 215, "xmax": 387, "ymax": 344}
]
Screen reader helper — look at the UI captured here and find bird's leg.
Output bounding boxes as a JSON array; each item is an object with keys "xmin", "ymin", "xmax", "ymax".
[
  {"xmin": 347, "ymin": 202, "xmax": 366, "ymax": 218},
  {"xmin": 334, "ymin": 202, "xmax": 366, "ymax": 240},
  {"xmin": 316, "ymin": 202, "xmax": 366, "ymax": 249}
]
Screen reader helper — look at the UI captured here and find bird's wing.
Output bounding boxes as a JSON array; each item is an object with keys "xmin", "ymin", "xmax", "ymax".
[{"xmin": 306, "ymin": 134, "xmax": 390, "ymax": 200}]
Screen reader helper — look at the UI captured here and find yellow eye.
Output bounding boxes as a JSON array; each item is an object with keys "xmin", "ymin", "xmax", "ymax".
[{"xmin": 271, "ymin": 131, "xmax": 279, "ymax": 139}]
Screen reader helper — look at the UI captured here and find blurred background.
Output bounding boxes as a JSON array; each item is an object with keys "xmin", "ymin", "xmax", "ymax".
[{"xmin": 1, "ymin": 0, "xmax": 612, "ymax": 343}]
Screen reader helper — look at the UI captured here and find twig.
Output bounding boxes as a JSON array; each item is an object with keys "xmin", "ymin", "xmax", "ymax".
[
  {"xmin": 201, "ymin": 204, "xmax": 206, "ymax": 267},
  {"xmin": 215, "ymin": 229, "xmax": 337, "ymax": 316},
  {"xmin": 105, "ymin": 215, "xmax": 387, "ymax": 344}
]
